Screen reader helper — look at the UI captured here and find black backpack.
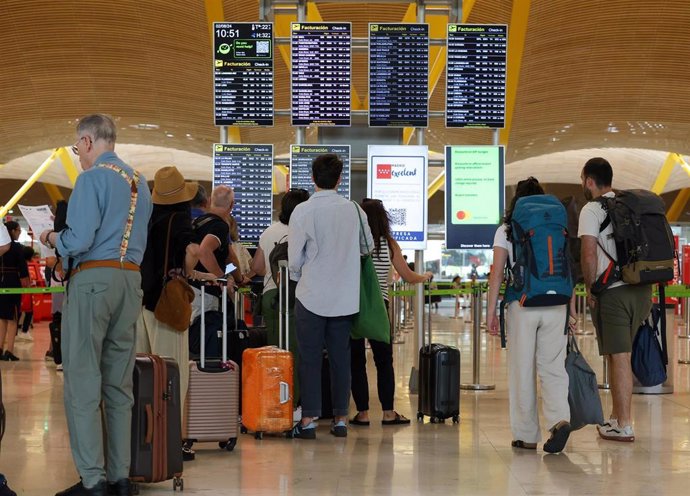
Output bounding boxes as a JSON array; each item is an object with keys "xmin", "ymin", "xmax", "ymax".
[
  {"xmin": 268, "ymin": 235, "xmax": 288, "ymax": 288},
  {"xmin": 561, "ymin": 196, "xmax": 583, "ymax": 284},
  {"xmin": 597, "ymin": 190, "xmax": 675, "ymax": 286},
  {"xmin": 267, "ymin": 235, "xmax": 297, "ymax": 308}
]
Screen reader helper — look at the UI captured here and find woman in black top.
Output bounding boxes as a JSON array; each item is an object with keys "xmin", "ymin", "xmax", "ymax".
[{"xmin": 0, "ymin": 221, "xmax": 30, "ymax": 361}]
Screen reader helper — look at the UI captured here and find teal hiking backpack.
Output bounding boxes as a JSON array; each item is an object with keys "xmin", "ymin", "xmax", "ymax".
[{"xmin": 505, "ymin": 195, "xmax": 574, "ymax": 306}]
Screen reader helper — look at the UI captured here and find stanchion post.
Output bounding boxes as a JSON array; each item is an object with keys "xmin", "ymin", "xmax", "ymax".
[
  {"xmin": 460, "ymin": 285, "xmax": 495, "ymax": 391},
  {"xmin": 598, "ymin": 355, "xmax": 610, "ymax": 389},
  {"xmin": 680, "ymin": 296, "xmax": 690, "ymax": 339}
]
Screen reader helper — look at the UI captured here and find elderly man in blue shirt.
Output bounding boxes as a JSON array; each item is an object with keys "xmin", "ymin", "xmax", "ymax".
[
  {"xmin": 288, "ymin": 154, "xmax": 374, "ymax": 440},
  {"xmin": 41, "ymin": 114, "xmax": 152, "ymax": 496}
]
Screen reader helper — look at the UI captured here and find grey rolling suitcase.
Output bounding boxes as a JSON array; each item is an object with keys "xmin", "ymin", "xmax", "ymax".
[{"xmin": 183, "ymin": 282, "xmax": 240, "ymax": 452}]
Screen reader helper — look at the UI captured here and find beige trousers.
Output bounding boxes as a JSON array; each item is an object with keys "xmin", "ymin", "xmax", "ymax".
[
  {"xmin": 135, "ymin": 308, "xmax": 190, "ymax": 417},
  {"xmin": 506, "ymin": 303, "xmax": 570, "ymax": 443}
]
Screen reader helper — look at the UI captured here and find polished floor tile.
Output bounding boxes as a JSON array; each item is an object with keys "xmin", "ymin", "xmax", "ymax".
[{"xmin": 1, "ymin": 302, "xmax": 689, "ymax": 495}]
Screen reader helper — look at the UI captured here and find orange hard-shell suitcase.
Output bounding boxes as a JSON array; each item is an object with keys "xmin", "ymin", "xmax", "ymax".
[{"xmin": 241, "ymin": 260, "xmax": 294, "ymax": 439}]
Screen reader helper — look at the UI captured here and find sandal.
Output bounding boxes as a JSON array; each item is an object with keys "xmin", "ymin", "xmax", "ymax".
[
  {"xmin": 511, "ymin": 440, "xmax": 537, "ymax": 450},
  {"xmin": 382, "ymin": 412, "xmax": 411, "ymax": 426},
  {"xmin": 350, "ymin": 413, "xmax": 370, "ymax": 426}
]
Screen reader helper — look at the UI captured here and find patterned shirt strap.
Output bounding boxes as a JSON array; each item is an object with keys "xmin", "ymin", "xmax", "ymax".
[{"xmin": 99, "ymin": 163, "xmax": 140, "ymax": 264}]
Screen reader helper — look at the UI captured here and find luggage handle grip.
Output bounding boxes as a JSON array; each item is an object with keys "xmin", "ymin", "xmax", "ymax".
[
  {"xmin": 279, "ymin": 381, "xmax": 289, "ymax": 404},
  {"xmin": 145, "ymin": 404, "xmax": 154, "ymax": 444}
]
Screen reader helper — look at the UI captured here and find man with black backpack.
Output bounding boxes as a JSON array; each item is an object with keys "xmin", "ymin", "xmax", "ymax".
[{"xmin": 579, "ymin": 157, "xmax": 654, "ymax": 443}]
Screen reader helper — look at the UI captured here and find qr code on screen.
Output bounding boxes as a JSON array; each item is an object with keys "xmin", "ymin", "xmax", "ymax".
[
  {"xmin": 389, "ymin": 208, "xmax": 407, "ymax": 226},
  {"xmin": 256, "ymin": 41, "xmax": 270, "ymax": 54}
]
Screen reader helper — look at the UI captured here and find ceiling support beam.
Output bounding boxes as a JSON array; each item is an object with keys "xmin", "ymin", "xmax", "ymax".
[
  {"xmin": 666, "ymin": 188, "xmax": 690, "ymax": 222},
  {"xmin": 651, "ymin": 152, "xmax": 682, "ymax": 195},
  {"xmin": 0, "ymin": 149, "xmax": 60, "ymax": 218},
  {"xmin": 499, "ymin": 0, "xmax": 531, "ymax": 147},
  {"xmin": 43, "ymin": 184, "xmax": 64, "ymax": 206},
  {"xmin": 56, "ymin": 147, "xmax": 80, "ymax": 186}
]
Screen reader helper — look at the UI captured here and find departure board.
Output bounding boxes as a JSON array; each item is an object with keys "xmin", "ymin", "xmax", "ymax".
[
  {"xmin": 369, "ymin": 23, "xmax": 429, "ymax": 128},
  {"xmin": 214, "ymin": 22, "xmax": 274, "ymax": 127},
  {"xmin": 212, "ymin": 144, "xmax": 274, "ymax": 247},
  {"xmin": 446, "ymin": 24, "xmax": 507, "ymax": 128},
  {"xmin": 291, "ymin": 23, "xmax": 351, "ymax": 127},
  {"xmin": 289, "ymin": 145, "xmax": 351, "ymax": 198}
]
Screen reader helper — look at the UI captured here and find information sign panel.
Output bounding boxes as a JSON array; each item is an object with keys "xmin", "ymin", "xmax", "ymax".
[
  {"xmin": 368, "ymin": 145, "xmax": 428, "ymax": 250},
  {"xmin": 446, "ymin": 24, "xmax": 507, "ymax": 128},
  {"xmin": 290, "ymin": 145, "xmax": 351, "ymax": 198},
  {"xmin": 213, "ymin": 22, "xmax": 274, "ymax": 127},
  {"xmin": 369, "ymin": 23, "xmax": 429, "ymax": 128},
  {"xmin": 445, "ymin": 145, "xmax": 505, "ymax": 249},
  {"xmin": 213, "ymin": 144, "xmax": 274, "ymax": 247},
  {"xmin": 291, "ymin": 22, "xmax": 351, "ymax": 126}
]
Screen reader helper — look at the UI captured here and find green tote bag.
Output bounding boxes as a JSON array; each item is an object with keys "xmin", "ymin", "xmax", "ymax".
[{"xmin": 351, "ymin": 203, "xmax": 391, "ymax": 344}]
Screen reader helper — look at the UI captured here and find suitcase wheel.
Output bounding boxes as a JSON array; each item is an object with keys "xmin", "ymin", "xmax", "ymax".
[
  {"xmin": 240, "ymin": 424, "xmax": 248, "ymax": 434},
  {"xmin": 173, "ymin": 477, "xmax": 184, "ymax": 491},
  {"xmin": 452, "ymin": 415, "xmax": 459, "ymax": 424},
  {"xmin": 430, "ymin": 417, "xmax": 441, "ymax": 424},
  {"xmin": 416, "ymin": 412, "xmax": 424, "ymax": 422},
  {"xmin": 255, "ymin": 431, "xmax": 264, "ymax": 440}
]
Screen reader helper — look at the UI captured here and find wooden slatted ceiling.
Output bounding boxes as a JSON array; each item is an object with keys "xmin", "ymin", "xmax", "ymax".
[{"xmin": 0, "ymin": 0, "xmax": 690, "ymax": 190}]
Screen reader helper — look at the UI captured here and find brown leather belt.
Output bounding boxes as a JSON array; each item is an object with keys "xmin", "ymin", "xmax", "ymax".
[{"xmin": 72, "ymin": 259, "xmax": 140, "ymax": 275}]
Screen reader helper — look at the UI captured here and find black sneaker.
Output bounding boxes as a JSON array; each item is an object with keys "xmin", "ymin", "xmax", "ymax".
[
  {"xmin": 106, "ymin": 478, "xmax": 131, "ymax": 496},
  {"xmin": 330, "ymin": 420, "xmax": 347, "ymax": 438},
  {"xmin": 1, "ymin": 352, "xmax": 18, "ymax": 362},
  {"xmin": 55, "ymin": 479, "xmax": 106, "ymax": 495},
  {"xmin": 290, "ymin": 421, "xmax": 316, "ymax": 440},
  {"xmin": 0, "ymin": 473, "xmax": 17, "ymax": 496},
  {"xmin": 543, "ymin": 421, "xmax": 571, "ymax": 454},
  {"xmin": 182, "ymin": 446, "xmax": 195, "ymax": 461}
]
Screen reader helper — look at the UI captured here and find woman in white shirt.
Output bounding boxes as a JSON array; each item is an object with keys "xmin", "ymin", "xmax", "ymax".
[{"xmin": 486, "ymin": 177, "xmax": 574, "ymax": 454}]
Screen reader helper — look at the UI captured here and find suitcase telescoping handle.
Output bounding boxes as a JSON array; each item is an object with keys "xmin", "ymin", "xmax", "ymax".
[
  {"xmin": 278, "ymin": 260, "xmax": 290, "ymax": 351},
  {"xmin": 200, "ymin": 281, "xmax": 229, "ymax": 368},
  {"xmin": 421, "ymin": 282, "xmax": 432, "ymax": 347}
]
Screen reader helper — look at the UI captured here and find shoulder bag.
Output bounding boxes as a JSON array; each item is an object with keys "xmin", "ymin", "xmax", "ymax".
[
  {"xmin": 154, "ymin": 213, "xmax": 195, "ymax": 331},
  {"xmin": 350, "ymin": 203, "xmax": 391, "ymax": 344}
]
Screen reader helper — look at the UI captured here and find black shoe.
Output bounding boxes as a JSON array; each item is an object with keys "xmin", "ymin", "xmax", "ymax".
[
  {"xmin": 289, "ymin": 421, "xmax": 316, "ymax": 439},
  {"xmin": 543, "ymin": 421, "xmax": 571, "ymax": 454},
  {"xmin": 182, "ymin": 446, "xmax": 195, "ymax": 461},
  {"xmin": 106, "ymin": 479, "xmax": 131, "ymax": 496},
  {"xmin": 330, "ymin": 420, "xmax": 347, "ymax": 438},
  {"xmin": 1, "ymin": 351, "xmax": 19, "ymax": 362},
  {"xmin": 0, "ymin": 473, "xmax": 17, "ymax": 496},
  {"xmin": 56, "ymin": 479, "xmax": 107, "ymax": 496}
]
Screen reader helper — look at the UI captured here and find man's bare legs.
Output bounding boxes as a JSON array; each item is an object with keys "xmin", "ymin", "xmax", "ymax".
[{"xmin": 608, "ymin": 352, "xmax": 633, "ymax": 426}]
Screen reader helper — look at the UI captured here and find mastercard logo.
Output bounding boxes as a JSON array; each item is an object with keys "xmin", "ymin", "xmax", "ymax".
[{"xmin": 456, "ymin": 210, "xmax": 471, "ymax": 220}]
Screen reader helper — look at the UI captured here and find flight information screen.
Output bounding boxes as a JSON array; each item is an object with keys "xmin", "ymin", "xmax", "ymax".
[
  {"xmin": 369, "ymin": 23, "xmax": 429, "ymax": 128},
  {"xmin": 291, "ymin": 23, "xmax": 351, "ymax": 127},
  {"xmin": 212, "ymin": 144, "xmax": 274, "ymax": 247},
  {"xmin": 214, "ymin": 22, "xmax": 274, "ymax": 127},
  {"xmin": 446, "ymin": 24, "xmax": 507, "ymax": 128},
  {"xmin": 289, "ymin": 145, "xmax": 351, "ymax": 198}
]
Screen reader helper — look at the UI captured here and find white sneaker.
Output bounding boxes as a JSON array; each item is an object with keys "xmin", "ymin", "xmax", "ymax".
[
  {"xmin": 598, "ymin": 419, "xmax": 634, "ymax": 442},
  {"xmin": 56, "ymin": 364, "xmax": 63, "ymax": 372},
  {"xmin": 17, "ymin": 332, "xmax": 33, "ymax": 342},
  {"xmin": 293, "ymin": 406, "xmax": 302, "ymax": 423}
]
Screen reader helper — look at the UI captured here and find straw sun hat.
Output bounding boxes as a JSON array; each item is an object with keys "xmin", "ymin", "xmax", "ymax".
[{"xmin": 152, "ymin": 166, "xmax": 199, "ymax": 205}]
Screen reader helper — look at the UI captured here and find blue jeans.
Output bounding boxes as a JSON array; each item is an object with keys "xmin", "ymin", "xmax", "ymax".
[{"xmin": 295, "ymin": 299, "xmax": 354, "ymax": 418}]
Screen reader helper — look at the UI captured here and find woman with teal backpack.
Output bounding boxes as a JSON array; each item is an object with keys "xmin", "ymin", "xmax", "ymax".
[{"xmin": 486, "ymin": 177, "xmax": 576, "ymax": 454}]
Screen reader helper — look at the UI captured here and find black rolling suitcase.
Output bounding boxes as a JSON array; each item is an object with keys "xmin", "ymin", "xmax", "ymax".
[
  {"xmin": 130, "ymin": 354, "xmax": 184, "ymax": 492},
  {"xmin": 417, "ymin": 285, "xmax": 460, "ymax": 424}
]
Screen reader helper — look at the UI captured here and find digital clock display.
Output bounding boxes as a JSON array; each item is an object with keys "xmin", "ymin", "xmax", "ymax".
[{"xmin": 214, "ymin": 22, "xmax": 274, "ymax": 127}]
